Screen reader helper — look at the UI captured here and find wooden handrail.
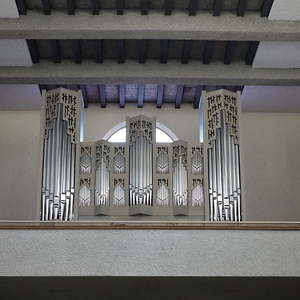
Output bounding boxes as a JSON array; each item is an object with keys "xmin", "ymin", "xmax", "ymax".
[{"xmin": 0, "ymin": 221, "xmax": 300, "ymax": 230}]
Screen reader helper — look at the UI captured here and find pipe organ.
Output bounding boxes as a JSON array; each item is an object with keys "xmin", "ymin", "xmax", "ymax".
[
  {"xmin": 39, "ymin": 87, "xmax": 242, "ymax": 221},
  {"xmin": 77, "ymin": 116, "xmax": 204, "ymax": 218},
  {"xmin": 40, "ymin": 88, "xmax": 81, "ymax": 221},
  {"xmin": 201, "ymin": 89, "xmax": 243, "ymax": 222}
]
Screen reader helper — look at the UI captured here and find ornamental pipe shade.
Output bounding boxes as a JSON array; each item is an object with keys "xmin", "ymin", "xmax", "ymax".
[
  {"xmin": 200, "ymin": 89, "xmax": 243, "ymax": 222},
  {"xmin": 39, "ymin": 88, "xmax": 81, "ymax": 221}
]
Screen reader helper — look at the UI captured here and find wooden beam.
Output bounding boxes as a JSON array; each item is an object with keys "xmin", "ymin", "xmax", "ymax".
[
  {"xmin": 160, "ymin": 40, "xmax": 169, "ymax": 64},
  {"xmin": 156, "ymin": 85, "xmax": 164, "ymax": 108},
  {"xmin": 117, "ymin": 40, "xmax": 126, "ymax": 64},
  {"xmin": 141, "ymin": 0, "xmax": 149, "ymax": 15},
  {"xmin": 245, "ymin": 41, "xmax": 259, "ymax": 65},
  {"xmin": 116, "ymin": 0, "xmax": 125, "ymax": 15},
  {"xmin": 67, "ymin": 0, "xmax": 76, "ymax": 15},
  {"xmin": 181, "ymin": 40, "xmax": 193, "ymax": 64},
  {"xmin": 213, "ymin": 0, "xmax": 223, "ymax": 16},
  {"xmin": 138, "ymin": 40, "xmax": 148, "ymax": 64},
  {"xmin": 202, "ymin": 41, "xmax": 215, "ymax": 64},
  {"xmin": 175, "ymin": 85, "xmax": 184, "ymax": 109},
  {"xmin": 119, "ymin": 84, "xmax": 126, "ymax": 108},
  {"xmin": 261, "ymin": 0, "xmax": 274, "ymax": 17},
  {"xmin": 41, "ymin": 0, "xmax": 51, "ymax": 15},
  {"xmin": 95, "ymin": 40, "xmax": 103, "ymax": 63},
  {"xmin": 98, "ymin": 84, "xmax": 106, "ymax": 108},
  {"xmin": 164, "ymin": 0, "xmax": 174, "ymax": 16},
  {"xmin": 15, "ymin": 0, "xmax": 27, "ymax": 15},
  {"xmin": 79, "ymin": 85, "xmax": 89, "ymax": 108},
  {"xmin": 91, "ymin": 0, "xmax": 100, "ymax": 15},
  {"xmin": 138, "ymin": 85, "xmax": 145, "ymax": 108},
  {"xmin": 27, "ymin": 40, "xmax": 39, "ymax": 64},
  {"xmin": 236, "ymin": 0, "xmax": 247, "ymax": 17},
  {"xmin": 193, "ymin": 85, "xmax": 203, "ymax": 109},
  {"xmin": 224, "ymin": 41, "xmax": 236, "ymax": 65},
  {"xmin": 73, "ymin": 40, "xmax": 82, "ymax": 64},
  {"xmin": 188, "ymin": 0, "xmax": 198, "ymax": 16},
  {"xmin": 50, "ymin": 40, "xmax": 61, "ymax": 63}
]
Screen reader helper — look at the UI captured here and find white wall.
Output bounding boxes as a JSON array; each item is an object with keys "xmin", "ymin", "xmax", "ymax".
[
  {"xmin": 241, "ymin": 113, "xmax": 300, "ymax": 221},
  {"xmin": 0, "ymin": 111, "xmax": 40, "ymax": 220},
  {"xmin": 1, "ymin": 108, "xmax": 300, "ymax": 221},
  {"xmin": 84, "ymin": 103, "xmax": 200, "ymax": 144}
]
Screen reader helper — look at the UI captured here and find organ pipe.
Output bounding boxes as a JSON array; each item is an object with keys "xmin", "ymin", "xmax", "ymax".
[
  {"xmin": 40, "ymin": 88, "xmax": 81, "ymax": 221},
  {"xmin": 203, "ymin": 90, "xmax": 242, "ymax": 222}
]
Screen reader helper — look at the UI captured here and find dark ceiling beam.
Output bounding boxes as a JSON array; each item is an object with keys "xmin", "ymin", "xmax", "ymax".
[
  {"xmin": 202, "ymin": 41, "xmax": 215, "ymax": 64},
  {"xmin": 138, "ymin": 40, "xmax": 148, "ymax": 64},
  {"xmin": 175, "ymin": 85, "xmax": 184, "ymax": 109},
  {"xmin": 156, "ymin": 85, "xmax": 164, "ymax": 108},
  {"xmin": 212, "ymin": 0, "xmax": 223, "ymax": 16},
  {"xmin": 245, "ymin": 41, "xmax": 259, "ymax": 65},
  {"xmin": 116, "ymin": 0, "xmax": 125, "ymax": 15},
  {"xmin": 15, "ymin": 0, "xmax": 27, "ymax": 15},
  {"xmin": 164, "ymin": 0, "xmax": 174, "ymax": 16},
  {"xmin": 261, "ymin": 0, "xmax": 274, "ymax": 17},
  {"xmin": 117, "ymin": 40, "xmax": 126, "ymax": 64},
  {"xmin": 181, "ymin": 40, "xmax": 193, "ymax": 64},
  {"xmin": 91, "ymin": 0, "xmax": 100, "ymax": 15},
  {"xmin": 79, "ymin": 85, "xmax": 89, "ymax": 108},
  {"xmin": 50, "ymin": 40, "xmax": 61, "ymax": 63},
  {"xmin": 160, "ymin": 40, "xmax": 169, "ymax": 64},
  {"xmin": 193, "ymin": 85, "xmax": 203, "ymax": 109},
  {"xmin": 98, "ymin": 84, "xmax": 106, "ymax": 108},
  {"xmin": 119, "ymin": 84, "xmax": 126, "ymax": 108},
  {"xmin": 141, "ymin": 0, "xmax": 149, "ymax": 15},
  {"xmin": 236, "ymin": 0, "xmax": 247, "ymax": 17},
  {"xmin": 95, "ymin": 40, "xmax": 103, "ymax": 63},
  {"xmin": 41, "ymin": 0, "xmax": 51, "ymax": 15},
  {"xmin": 224, "ymin": 41, "xmax": 236, "ymax": 65},
  {"xmin": 73, "ymin": 40, "xmax": 82, "ymax": 64},
  {"xmin": 138, "ymin": 85, "xmax": 145, "ymax": 108},
  {"xmin": 67, "ymin": 0, "xmax": 76, "ymax": 15},
  {"xmin": 27, "ymin": 40, "xmax": 40, "ymax": 64},
  {"xmin": 188, "ymin": 0, "xmax": 198, "ymax": 16}
]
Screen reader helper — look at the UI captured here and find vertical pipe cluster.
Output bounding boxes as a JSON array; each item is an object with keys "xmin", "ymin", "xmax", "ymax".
[
  {"xmin": 41, "ymin": 90, "xmax": 78, "ymax": 221},
  {"xmin": 129, "ymin": 119, "xmax": 153, "ymax": 207},
  {"xmin": 95, "ymin": 144, "xmax": 110, "ymax": 206},
  {"xmin": 172, "ymin": 145, "xmax": 188, "ymax": 206},
  {"xmin": 206, "ymin": 92, "xmax": 242, "ymax": 221}
]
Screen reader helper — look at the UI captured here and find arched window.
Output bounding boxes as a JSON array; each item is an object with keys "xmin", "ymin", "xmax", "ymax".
[{"xmin": 104, "ymin": 121, "xmax": 178, "ymax": 143}]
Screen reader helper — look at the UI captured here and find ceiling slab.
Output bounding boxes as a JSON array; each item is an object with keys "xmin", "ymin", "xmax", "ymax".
[
  {"xmin": 0, "ymin": 40, "xmax": 32, "ymax": 67},
  {"xmin": 241, "ymin": 86, "xmax": 300, "ymax": 112},
  {"xmin": 0, "ymin": 0, "xmax": 19, "ymax": 18},
  {"xmin": 0, "ymin": 84, "xmax": 41, "ymax": 110},
  {"xmin": 252, "ymin": 41, "xmax": 300, "ymax": 69},
  {"xmin": 0, "ymin": 11, "xmax": 300, "ymax": 41},
  {"xmin": 0, "ymin": 60, "xmax": 300, "ymax": 86},
  {"xmin": 269, "ymin": 0, "xmax": 300, "ymax": 21}
]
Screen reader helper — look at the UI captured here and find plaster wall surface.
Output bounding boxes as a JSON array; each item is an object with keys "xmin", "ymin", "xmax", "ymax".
[
  {"xmin": 269, "ymin": 0, "xmax": 300, "ymax": 21},
  {"xmin": 84, "ymin": 103, "xmax": 200, "ymax": 144},
  {"xmin": 0, "ymin": 229, "xmax": 300, "ymax": 276},
  {"xmin": 0, "ymin": 109, "xmax": 300, "ymax": 221}
]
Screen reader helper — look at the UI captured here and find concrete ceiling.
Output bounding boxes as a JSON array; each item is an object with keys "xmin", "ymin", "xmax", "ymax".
[
  {"xmin": 0, "ymin": 40, "xmax": 32, "ymax": 67},
  {"xmin": 0, "ymin": 1, "xmax": 299, "ymax": 110},
  {"xmin": 0, "ymin": 0, "xmax": 19, "ymax": 18},
  {"xmin": 269, "ymin": 0, "xmax": 300, "ymax": 21}
]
